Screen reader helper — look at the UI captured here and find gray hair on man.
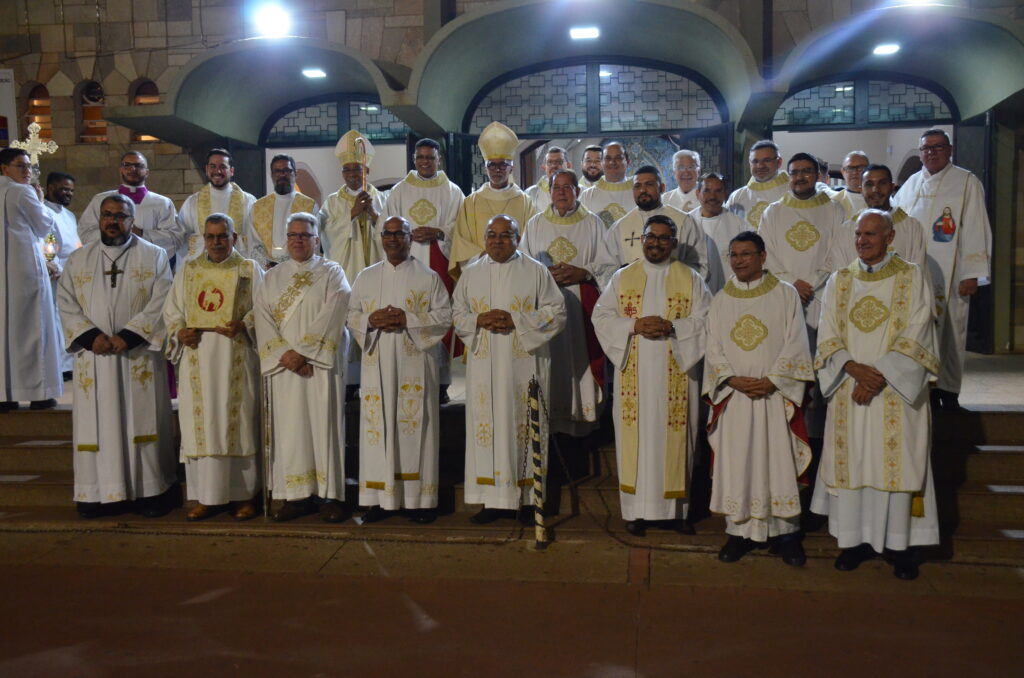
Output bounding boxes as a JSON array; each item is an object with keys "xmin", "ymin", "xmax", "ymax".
[
  {"xmin": 287, "ymin": 211, "xmax": 319, "ymax": 233},
  {"xmin": 486, "ymin": 213, "xmax": 520, "ymax": 237},
  {"xmin": 101, "ymin": 192, "xmax": 136, "ymax": 217},
  {"xmin": 858, "ymin": 207, "xmax": 894, "ymax": 231},
  {"xmin": 672, "ymin": 149, "xmax": 701, "ymax": 167},
  {"xmin": 204, "ymin": 212, "xmax": 235, "ymax": 234}
]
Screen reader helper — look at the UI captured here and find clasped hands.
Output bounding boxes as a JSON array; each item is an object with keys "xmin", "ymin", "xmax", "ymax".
[
  {"xmin": 477, "ymin": 309, "xmax": 515, "ymax": 334},
  {"xmin": 632, "ymin": 315, "xmax": 674, "ymax": 340},
  {"xmin": 368, "ymin": 305, "xmax": 407, "ymax": 333},
  {"xmin": 349, "ymin": 191, "xmax": 377, "ymax": 220},
  {"xmin": 794, "ymin": 279, "xmax": 815, "ymax": 305},
  {"xmin": 177, "ymin": 321, "xmax": 246, "ymax": 349},
  {"xmin": 727, "ymin": 376, "xmax": 777, "ymax": 399},
  {"xmin": 411, "ymin": 226, "xmax": 443, "ymax": 243},
  {"xmin": 280, "ymin": 349, "xmax": 313, "ymax": 378},
  {"xmin": 844, "ymin": 360, "xmax": 887, "ymax": 405},
  {"xmin": 90, "ymin": 333, "xmax": 129, "ymax": 355},
  {"xmin": 548, "ymin": 262, "xmax": 590, "ymax": 286}
]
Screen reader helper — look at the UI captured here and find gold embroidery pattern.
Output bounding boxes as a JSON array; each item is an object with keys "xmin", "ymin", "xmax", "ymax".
[
  {"xmin": 723, "ymin": 273, "xmax": 779, "ymax": 299},
  {"xmin": 408, "ymin": 198, "xmax": 438, "ymax": 226},
  {"xmin": 770, "ymin": 358, "xmax": 814, "ymax": 381},
  {"xmin": 469, "ymin": 297, "xmax": 491, "ymax": 358},
  {"xmin": 259, "ymin": 337, "xmax": 289, "ymax": 360},
  {"xmin": 730, "ymin": 314, "xmax": 769, "ymax": 351},
  {"xmin": 598, "ymin": 203, "xmax": 627, "ymax": 227},
  {"xmin": 883, "ymin": 388, "xmax": 902, "ymax": 490},
  {"xmin": 300, "ymin": 334, "xmax": 337, "ymax": 356},
  {"xmin": 130, "ymin": 359, "xmax": 153, "ymax": 390},
  {"xmin": 399, "ymin": 380, "xmax": 424, "ymax": 435},
  {"xmin": 285, "ymin": 469, "xmax": 327, "ymax": 488},
  {"xmin": 271, "ymin": 271, "xmax": 314, "ymax": 326},
  {"xmin": 131, "ymin": 267, "xmax": 155, "ymax": 284},
  {"xmin": 814, "ymin": 338, "xmax": 845, "ymax": 371},
  {"xmin": 747, "ymin": 201, "xmax": 769, "ymax": 229},
  {"xmin": 833, "ymin": 379, "xmax": 850, "ymax": 487},
  {"xmin": 473, "ymin": 387, "xmax": 492, "ymax": 448},
  {"xmin": 784, "ymin": 220, "xmax": 820, "ymax": 252},
  {"xmin": 362, "ymin": 391, "xmax": 382, "ymax": 447},
  {"xmin": 547, "ymin": 236, "xmax": 578, "ymax": 265},
  {"xmin": 891, "ymin": 337, "xmax": 940, "ymax": 375},
  {"xmin": 509, "ymin": 295, "xmax": 534, "ymax": 358},
  {"xmin": 187, "ymin": 348, "xmax": 207, "ymax": 456},
  {"xmin": 849, "ymin": 295, "xmax": 890, "ymax": 333},
  {"xmin": 77, "ymin": 370, "xmax": 94, "ymax": 399}
]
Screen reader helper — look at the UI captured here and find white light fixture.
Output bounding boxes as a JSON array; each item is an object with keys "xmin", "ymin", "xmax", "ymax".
[
  {"xmin": 302, "ymin": 68, "xmax": 326, "ymax": 78},
  {"xmin": 873, "ymin": 43, "xmax": 900, "ymax": 55},
  {"xmin": 253, "ymin": 4, "xmax": 291, "ymax": 38},
  {"xmin": 569, "ymin": 26, "xmax": 600, "ymax": 40},
  {"xmin": 599, "ymin": 70, "xmax": 611, "ymax": 77}
]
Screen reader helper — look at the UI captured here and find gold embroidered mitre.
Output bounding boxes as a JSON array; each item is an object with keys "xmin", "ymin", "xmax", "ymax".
[
  {"xmin": 478, "ymin": 121, "xmax": 518, "ymax": 161},
  {"xmin": 335, "ymin": 130, "xmax": 375, "ymax": 167}
]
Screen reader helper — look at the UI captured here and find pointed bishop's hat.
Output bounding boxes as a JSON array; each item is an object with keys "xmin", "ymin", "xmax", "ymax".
[
  {"xmin": 478, "ymin": 121, "xmax": 518, "ymax": 162},
  {"xmin": 335, "ymin": 130, "xmax": 375, "ymax": 167}
]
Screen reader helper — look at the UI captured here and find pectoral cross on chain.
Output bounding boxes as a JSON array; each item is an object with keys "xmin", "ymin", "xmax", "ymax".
[
  {"xmin": 104, "ymin": 260, "xmax": 122, "ymax": 288},
  {"xmin": 624, "ymin": 231, "xmax": 642, "ymax": 247}
]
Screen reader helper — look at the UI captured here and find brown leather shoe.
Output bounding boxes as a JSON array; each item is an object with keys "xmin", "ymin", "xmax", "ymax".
[
  {"xmin": 187, "ymin": 503, "xmax": 214, "ymax": 521},
  {"xmin": 320, "ymin": 500, "xmax": 348, "ymax": 523},
  {"xmin": 233, "ymin": 500, "xmax": 257, "ymax": 521},
  {"xmin": 272, "ymin": 499, "xmax": 316, "ymax": 522}
]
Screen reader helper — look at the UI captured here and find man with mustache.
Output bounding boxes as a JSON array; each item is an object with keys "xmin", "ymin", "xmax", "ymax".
[
  {"xmin": 176, "ymin": 149, "xmax": 257, "ymax": 262},
  {"xmin": 578, "ymin": 145, "xmax": 604, "ymax": 189},
  {"xmin": 249, "ymin": 154, "xmax": 318, "ymax": 267}
]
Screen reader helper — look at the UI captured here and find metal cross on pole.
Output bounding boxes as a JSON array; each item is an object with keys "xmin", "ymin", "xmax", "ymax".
[{"xmin": 12, "ymin": 122, "xmax": 59, "ymax": 166}]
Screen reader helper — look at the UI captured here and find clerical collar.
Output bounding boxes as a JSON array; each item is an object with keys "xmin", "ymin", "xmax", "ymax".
[
  {"xmin": 100, "ymin": 233, "xmax": 136, "ymax": 255},
  {"xmin": 858, "ymin": 253, "xmax": 892, "ymax": 274},
  {"xmin": 119, "ymin": 184, "xmax": 149, "ymax": 205},
  {"xmin": 385, "ymin": 257, "xmax": 412, "ymax": 270}
]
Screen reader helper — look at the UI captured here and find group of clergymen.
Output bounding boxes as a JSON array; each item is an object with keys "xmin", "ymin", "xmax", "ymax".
[{"xmin": 0, "ymin": 119, "xmax": 990, "ymax": 582}]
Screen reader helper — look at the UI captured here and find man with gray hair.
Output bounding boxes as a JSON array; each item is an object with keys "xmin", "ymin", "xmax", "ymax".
[
  {"xmin": 254, "ymin": 211, "xmax": 351, "ymax": 523},
  {"xmin": 662, "ymin": 149, "xmax": 701, "ymax": 213},
  {"xmin": 163, "ymin": 213, "xmax": 265, "ymax": 521},
  {"xmin": 57, "ymin": 193, "xmax": 176, "ymax": 518},
  {"xmin": 833, "ymin": 150, "xmax": 869, "ymax": 219}
]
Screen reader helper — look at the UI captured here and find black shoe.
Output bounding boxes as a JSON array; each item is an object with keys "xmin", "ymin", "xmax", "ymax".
[
  {"xmin": 62, "ymin": 371, "xmax": 73, "ymax": 382},
  {"xmin": 29, "ymin": 399, "xmax": 57, "ymax": 410},
  {"xmin": 319, "ymin": 499, "xmax": 347, "ymax": 523},
  {"xmin": 138, "ymin": 493, "xmax": 171, "ymax": 518},
  {"xmin": 469, "ymin": 507, "xmax": 502, "ymax": 524},
  {"xmin": 625, "ymin": 519, "xmax": 646, "ymax": 537},
  {"xmin": 938, "ymin": 389, "xmax": 962, "ymax": 412},
  {"xmin": 517, "ymin": 506, "xmax": 536, "ymax": 527},
  {"xmin": 272, "ymin": 499, "xmax": 316, "ymax": 522},
  {"xmin": 409, "ymin": 508, "xmax": 437, "ymax": 524},
  {"xmin": 361, "ymin": 505, "xmax": 390, "ymax": 523},
  {"xmin": 345, "ymin": 385, "xmax": 359, "ymax": 403},
  {"xmin": 889, "ymin": 548, "xmax": 920, "ymax": 581},
  {"xmin": 439, "ymin": 385, "xmax": 450, "ymax": 405},
  {"xmin": 0, "ymin": 401, "xmax": 19, "ymax": 413},
  {"xmin": 77, "ymin": 501, "xmax": 102, "ymax": 519},
  {"xmin": 718, "ymin": 536, "xmax": 758, "ymax": 563},
  {"xmin": 835, "ymin": 543, "xmax": 877, "ymax": 571},
  {"xmin": 664, "ymin": 519, "xmax": 695, "ymax": 535},
  {"xmin": 777, "ymin": 535, "xmax": 807, "ymax": 567}
]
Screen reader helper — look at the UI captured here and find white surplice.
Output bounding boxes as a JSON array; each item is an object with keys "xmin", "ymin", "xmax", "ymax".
[
  {"xmin": 254, "ymin": 256, "xmax": 350, "ymax": 501},
  {"xmin": 524, "ymin": 176, "xmax": 551, "ymax": 214},
  {"xmin": 0, "ymin": 178, "xmax": 62, "ymax": 402},
  {"xmin": 704, "ymin": 273, "xmax": 814, "ymax": 541},
  {"xmin": 453, "ymin": 252, "xmax": 566, "ymax": 509},
  {"xmin": 78, "ymin": 187, "xmax": 184, "ymax": 260},
  {"xmin": 347, "ymin": 256, "xmax": 452, "ymax": 509},
  {"xmin": 662, "ymin": 187, "xmax": 698, "ymax": 213},
  {"xmin": 596, "ymin": 204, "xmax": 709, "ymax": 284},
  {"xmin": 593, "ymin": 259, "xmax": 710, "ymax": 521},
  {"xmin": 832, "ymin": 189, "xmax": 866, "ymax": 220},
  {"xmin": 892, "ymin": 163, "xmax": 992, "ymax": 393},
  {"xmin": 725, "ymin": 172, "xmax": 790, "ymax": 230},
  {"xmin": 579, "ymin": 178, "xmax": 633, "ymax": 229},
  {"xmin": 177, "ymin": 183, "xmax": 258, "ymax": 261},
  {"xmin": 164, "ymin": 251, "xmax": 264, "ymax": 505},
  {"xmin": 450, "ymin": 183, "xmax": 536, "ymax": 271},
  {"xmin": 811, "ymin": 254, "xmax": 940, "ymax": 551},
  {"xmin": 57, "ymin": 235, "xmax": 176, "ymax": 503},
  {"xmin": 45, "ymin": 200, "xmax": 82, "ymax": 372},
  {"xmin": 520, "ymin": 204, "xmax": 607, "ymax": 435},
  {"xmin": 689, "ymin": 208, "xmax": 748, "ymax": 295},
  {"xmin": 827, "ymin": 207, "xmax": 927, "ymax": 272}
]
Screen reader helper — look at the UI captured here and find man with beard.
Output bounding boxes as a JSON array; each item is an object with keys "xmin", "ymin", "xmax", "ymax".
[
  {"xmin": 0, "ymin": 149, "xmax": 62, "ymax": 412},
  {"xmin": 524, "ymin": 146, "xmax": 571, "ymax": 213},
  {"xmin": 662, "ymin": 150, "xmax": 701, "ymax": 213},
  {"xmin": 724, "ymin": 140, "xmax": 790, "ymax": 230},
  {"xmin": 833, "ymin": 151, "xmax": 869, "ymax": 219},
  {"xmin": 44, "ymin": 171, "xmax": 81, "ymax": 380},
  {"xmin": 579, "ymin": 145, "xmax": 603, "ymax": 189},
  {"xmin": 593, "ymin": 215, "xmax": 710, "ymax": 537},
  {"xmin": 688, "ymin": 172, "xmax": 746, "ymax": 294},
  {"xmin": 828, "ymin": 164, "xmax": 926, "ymax": 271},
  {"xmin": 892, "ymin": 128, "xmax": 991, "ymax": 411},
  {"xmin": 177, "ymin": 149, "xmax": 257, "ymax": 261},
  {"xmin": 57, "ymin": 194, "xmax": 176, "ymax": 518},
  {"xmin": 250, "ymin": 154, "xmax": 317, "ymax": 266},
  {"xmin": 580, "ymin": 141, "xmax": 634, "ymax": 229},
  {"xmin": 78, "ymin": 151, "xmax": 185, "ymax": 262},
  {"xmin": 163, "ymin": 213, "xmax": 264, "ymax": 521},
  {"xmin": 596, "ymin": 165, "xmax": 707, "ymax": 283}
]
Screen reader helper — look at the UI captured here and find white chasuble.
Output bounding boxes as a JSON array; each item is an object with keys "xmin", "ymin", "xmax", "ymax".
[
  {"xmin": 56, "ymin": 236, "xmax": 176, "ymax": 503},
  {"xmin": 596, "ymin": 205, "xmax": 709, "ymax": 283},
  {"xmin": 579, "ymin": 178, "xmax": 633, "ymax": 229},
  {"xmin": 348, "ymin": 257, "xmax": 452, "ymax": 509},
  {"xmin": 254, "ymin": 256, "xmax": 350, "ymax": 501},
  {"xmin": 892, "ymin": 163, "xmax": 991, "ymax": 393},
  {"xmin": 704, "ymin": 273, "xmax": 814, "ymax": 541},
  {"xmin": 320, "ymin": 185, "xmax": 386, "ymax": 279},
  {"xmin": 178, "ymin": 183, "xmax": 257, "ymax": 261},
  {"xmin": 453, "ymin": 252, "xmax": 566, "ymax": 509},
  {"xmin": 811, "ymin": 255, "xmax": 940, "ymax": 551},
  {"xmin": 827, "ymin": 207, "xmax": 927, "ymax": 272},
  {"xmin": 759, "ymin": 191, "xmax": 844, "ymax": 330},
  {"xmin": 524, "ymin": 177, "xmax": 551, "ymax": 214},
  {"xmin": 832, "ymin": 189, "xmax": 866, "ymax": 220},
  {"xmin": 724, "ymin": 172, "xmax": 790, "ymax": 230},
  {"xmin": 450, "ymin": 183, "xmax": 536, "ymax": 272},
  {"xmin": 164, "ymin": 251, "xmax": 263, "ymax": 505},
  {"xmin": 0, "ymin": 177, "xmax": 63, "ymax": 401},
  {"xmin": 593, "ymin": 259, "xmax": 710, "ymax": 521},
  {"xmin": 662, "ymin": 187, "xmax": 698, "ymax": 213},
  {"xmin": 520, "ymin": 205, "xmax": 607, "ymax": 435},
  {"xmin": 382, "ymin": 171, "xmax": 464, "ymax": 264}
]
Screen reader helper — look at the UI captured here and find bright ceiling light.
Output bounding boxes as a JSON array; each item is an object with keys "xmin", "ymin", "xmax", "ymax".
[
  {"xmin": 253, "ymin": 4, "xmax": 291, "ymax": 38},
  {"xmin": 569, "ymin": 26, "xmax": 600, "ymax": 40},
  {"xmin": 599, "ymin": 70, "xmax": 611, "ymax": 77},
  {"xmin": 873, "ymin": 43, "xmax": 900, "ymax": 55},
  {"xmin": 302, "ymin": 68, "xmax": 326, "ymax": 78}
]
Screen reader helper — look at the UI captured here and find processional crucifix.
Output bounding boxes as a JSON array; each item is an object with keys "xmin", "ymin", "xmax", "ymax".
[{"xmin": 12, "ymin": 122, "xmax": 61, "ymax": 260}]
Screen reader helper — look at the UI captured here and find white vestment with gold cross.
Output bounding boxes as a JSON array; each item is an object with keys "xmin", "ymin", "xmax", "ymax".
[
  {"xmin": 593, "ymin": 259, "xmax": 710, "ymax": 521},
  {"xmin": 56, "ymin": 236, "xmax": 176, "ymax": 504},
  {"xmin": 811, "ymin": 255, "xmax": 940, "ymax": 551},
  {"xmin": 759, "ymin": 190, "xmax": 844, "ymax": 331},
  {"xmin": 347, "ymin": 256, "xmax": 452, "ymax": 510},
  {"xmin": 520, "ymin": 204, "xmax": 607, "ymax": 435},
  {"xmin": 453, "ymin": 252, "xmax": 566, "ymax": 509},
  {"xmin": 254, "ymin": 256, "xmax": 350, "ymax": 501},
  {"xmin": 704, "ymin": 273, "xmax": 814, "ymax": 541},
  {"xmin": 382, "ymin": 170, "xmax": 464, "ymax": 263},
  {"xmin": 724, "ymin": 171, "xmax": 790, "ymax": 230},
  {"xmin": 164, "ymin": 251, "xmax": 264, "ymax": 506}
]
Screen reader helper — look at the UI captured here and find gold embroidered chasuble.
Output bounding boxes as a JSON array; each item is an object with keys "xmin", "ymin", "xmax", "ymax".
[
  {"xmin": 449, "ymin": 183, "xmax": 536, "ymax": 274},
  {"xmin": 724, "ymin": 171, "xmax": 790, "ymax": 229},
  {"xmin": 580, "ymin": 177, "xmax": 633, "ymax": 229},
  {"xmin": 815, "ymin": 255, "xmax": 939, "ymax": 497},
  {"xmin": 251, "ymin": 192, "xmax": 316, "ymax": 263}
]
